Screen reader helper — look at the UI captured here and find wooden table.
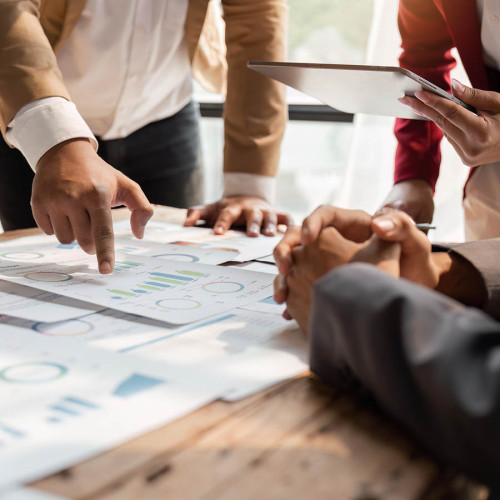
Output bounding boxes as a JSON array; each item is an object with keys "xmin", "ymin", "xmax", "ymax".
[{"xmin": 0, "ymin": 207, "xmax": 487, "ymax": 500}]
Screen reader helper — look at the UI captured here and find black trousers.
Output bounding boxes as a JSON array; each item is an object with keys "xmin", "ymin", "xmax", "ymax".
[{"xmin": 0, "ymin": 100, "xmax": 204, "ymax": 231}]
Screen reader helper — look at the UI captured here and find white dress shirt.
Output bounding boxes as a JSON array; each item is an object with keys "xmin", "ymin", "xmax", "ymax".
[
  {"xmin": 463, "ymin": 0, "xmax": 500, "ymax": 240},
  {"xmin": 6, "ymin": 0, "xmax": 275, "ymax": 203}
]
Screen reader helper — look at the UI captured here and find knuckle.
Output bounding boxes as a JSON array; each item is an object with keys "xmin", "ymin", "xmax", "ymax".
[
  {"xmin": 88, "ymin": 184, "xmax": 112, "ymax": 204},
  {"xmin": 444, "ymin": 106, "xmax": 459, "ymax": 121},
  {"xmin": 434, "ymin": 114, "xmax": 446, "ymax": 129},
  {"xmin": 93, "ymin": 225, "xmax": 113, "ymax": 242}
]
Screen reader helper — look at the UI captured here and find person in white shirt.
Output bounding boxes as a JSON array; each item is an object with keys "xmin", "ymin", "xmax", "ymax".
[{"xmin": 0, "ymin": 0, "xmax": 290, "ymax": 274}]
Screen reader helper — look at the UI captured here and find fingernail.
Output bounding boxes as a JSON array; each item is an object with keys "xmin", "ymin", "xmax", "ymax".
[
  {"xmin": 398, "ymin": 97, "xmax": 409, "ymax": 105},
  {"xmin": 414, "ymin": 91, "xmax": 430, "ymax": 104},
  {"xmin": 451, "ymin": 79, "xmax": 465, "ymax": 93},
  {"xmin": 100, "ymin": 261, "xmax": 112, "ymax": 274},
  {"xmin": 214, "ymin": 225, "xmax": 224, "ymax": 234},
  {"xmin": 265, "ymin": 224, "xmax": 276, "ymax": 235},
  {"xmin": 376, "ymin": 219, "xmax": 396, "ymax": 232},
  {"xmin": 250, "ymin": 223, "xmax": 260, "ymax": 235}
]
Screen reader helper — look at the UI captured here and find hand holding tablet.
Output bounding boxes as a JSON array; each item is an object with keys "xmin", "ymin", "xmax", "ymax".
[{"xmin": 248, "ymin": 61, "xmax": 475, "ymax": 120}]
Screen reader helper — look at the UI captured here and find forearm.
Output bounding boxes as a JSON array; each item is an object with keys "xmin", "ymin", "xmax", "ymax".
[
  {"xmin": 222, "ymin": 0, "xmax": 287, "ymax": 178},
  {"xmin": 0, "ymin": 0, "xmax": 70, "ymax": 137},
  {"xmin": 395, "ymin": 0, "xmax": 456, "ymax": 188},
  {"xmin": 438, "ymin": 239, "xmax": 500, "ymax": 319},
  {"xmin": 309, "ymin": 264, "xmax": 500, "ymax": 490},
  {"xmin": 433, "ymin": 251, "xmax": 487, "ymax": 308}
]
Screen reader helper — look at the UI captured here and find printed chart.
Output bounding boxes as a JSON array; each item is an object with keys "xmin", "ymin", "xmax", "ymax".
[
  {"xmin": 1, "ymin": 309, "xmax": 179, "ymax": 353},
  {"xmin": 0, "ymin": 253, "xmax": 274, "ymax": 324},
  {"xmin": 0, "ymin": 329, "xmax": 225, "ymax": 491},
  {"xmin": 113, "ymin": 220, "xmax": 283, "ymax": 262},
  {"xmin": 0, "ymin": 280, "xmax": 101, "ymax": 323}
]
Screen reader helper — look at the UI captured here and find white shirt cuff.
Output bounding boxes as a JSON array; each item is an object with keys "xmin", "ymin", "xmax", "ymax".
[
  {"xmin": 223, "ymin": 173, "xmax": 276, "ymax": 204},
  {"xmin": 6, "ymin": 97, "xmax": 97, "ymax": 170}
]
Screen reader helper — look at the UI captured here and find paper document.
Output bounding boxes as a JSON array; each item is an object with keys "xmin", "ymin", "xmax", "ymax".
[
  {"xmin": 124, "ymin": 309, "xmax": 308, "ymax": 400},
  {"xmin": 1, "ymin": 309, "xmax": 177, "ymax": 353},
  {"xmin": 0, "ymin": 249, "xmax": 274, "ymax": 325},
  {"xmin": 0, "ymin": 281, "xmax": 102, "ymax": 323},
  {"xmin": 1, "ymin": 307, "xmax": 306, "ymax": 401},
  {"xmin": 0, "ymin": 329, "xmax": 224, "ymax": 491},
  {"xmin": 114, "ymin": 220, "xmax": 283, "ymax": 262}
]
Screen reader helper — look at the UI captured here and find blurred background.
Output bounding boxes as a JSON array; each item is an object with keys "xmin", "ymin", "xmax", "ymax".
[{"xmin": 197, "ymin": 0, "xmax": 469, "ymax": 242}]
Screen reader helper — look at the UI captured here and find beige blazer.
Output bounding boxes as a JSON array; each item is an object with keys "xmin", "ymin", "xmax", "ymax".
[{"xmin": 0, "ymin": 0, "xmax": 287, "ymax": 177}]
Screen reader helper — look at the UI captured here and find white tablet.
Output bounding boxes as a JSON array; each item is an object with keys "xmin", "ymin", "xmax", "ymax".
[{"xmin": 247, "ymin": 62, "xmax": 475, "ymax": 120}]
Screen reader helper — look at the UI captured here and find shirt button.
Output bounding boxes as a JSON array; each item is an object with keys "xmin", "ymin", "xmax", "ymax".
[{"xmin": 493, "ymin": 15, "xmax": 499, "ymax": 24}]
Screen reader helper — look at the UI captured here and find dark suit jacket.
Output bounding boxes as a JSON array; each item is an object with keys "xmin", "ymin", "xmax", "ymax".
[
  {"xmin": 309, "ymin": 239, "xmax": 500, "ymax": 492},
  {"xmin": 394, "ymin": 0, "xmax": 496, "ymax": 191}
]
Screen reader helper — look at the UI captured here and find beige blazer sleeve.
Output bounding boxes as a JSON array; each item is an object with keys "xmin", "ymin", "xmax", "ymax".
[
  {"xmin": 221, "ymin": 0, "xmax": 287, "ymax": 178},
  {"xmin": 448, "ymin": 238, "xmax": 500, "ymax": 319},
  {"xmin": 0, "ymin": 0, "xmax": 70, "ymax": 139}
]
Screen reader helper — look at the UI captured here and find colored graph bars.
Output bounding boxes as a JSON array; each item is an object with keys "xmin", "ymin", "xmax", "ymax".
[
  {"xmin": 46, "ymin": 396, "xmax": 99, "ymax": 424},
  {"xmin": 113, "ymin": 261, "xmax": 142, "ymax": 272},
  {"xmin": 109, "ymin": 269, "xmax": 206, "ymax": 299},
  {"xmin": 112, "ymin": 374, "xmax": 165, "ymax": 398},
  {"xmin": 0, "ymin": 422, "xmax": 25, "ymax": 439}
]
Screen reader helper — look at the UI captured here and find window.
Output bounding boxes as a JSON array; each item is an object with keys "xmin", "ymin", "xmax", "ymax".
[{"xmin": 197, "ymin": 1, "xmax": 374, "ymax": 222}]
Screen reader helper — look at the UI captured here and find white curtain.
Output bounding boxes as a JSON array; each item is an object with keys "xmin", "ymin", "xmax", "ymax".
[{"xmin": 335, "ymin": 0, "xmax": 469, "ymax": 242}]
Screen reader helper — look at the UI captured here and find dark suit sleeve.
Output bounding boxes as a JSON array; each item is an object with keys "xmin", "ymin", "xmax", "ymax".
[{"xmin": 309, "ymin": 264, "xmax": 500, "ymax": 490}]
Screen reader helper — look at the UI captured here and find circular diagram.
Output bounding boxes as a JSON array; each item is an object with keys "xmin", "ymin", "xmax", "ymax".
[
  {"xmin": 25, "ymin": 271, "xmax": 73, "ymax": 282},
  {"xmin": 156, "ymin": 298, "xmax": 202, "ymax": 310},
  {"xmin": 32, "ymin": 319, "xmax": 93, "ymax": 337},
  {"xmin": 152, "ymin": 253, "xmax": 200, "ymax": 263},
  {"xmin": 0, "ymin": 251, "xmax": 44, "ymax": 261},
  {"xmin": 0, "ymin": 361, "xmax": 68, "ymax": 384},
  {"xmin": 202, "ymin": 281, "xmax": 245, "ymax": 293}
]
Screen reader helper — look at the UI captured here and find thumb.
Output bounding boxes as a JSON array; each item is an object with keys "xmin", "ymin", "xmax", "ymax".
[
  {"xmin": 116, "ymin": 175, "xmax": 154, "ymax": 239},
  {"xmin": 452, "ymin": 79, "xmax": 500, "ymax": 112},
  {"xmin": 372, "ymin": 211, "xmax": 431, "ymax": 258}
]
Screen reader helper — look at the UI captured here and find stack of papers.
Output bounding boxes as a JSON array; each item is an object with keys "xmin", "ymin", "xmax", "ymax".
[{"xmin": 0, "ymin": 222, "xmax": 307, "ymax": 493}]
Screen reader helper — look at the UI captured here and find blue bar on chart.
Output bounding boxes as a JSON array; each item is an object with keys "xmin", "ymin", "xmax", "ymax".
[
  {"xmin": 63, "ymin": 396, "xmax": 99, "ymax": 409},
  {"xmin": 112, "ymin": 373, "xmax": 165, "ymax": 398},
  {"xmin": 49, "ymin": 404, "xmax": 80, "ymax": 417},
  {"xmin": 146, "ymin": 281, "xmax": 172, "ymax": 288},
  {"xmin": 0, "ymin": 422, "xmax": 25, "ymax": 439},
  {"xmin": 150, "ymin": 272, "xmax": 193, "ymax": 282},
  {"xmin": 114, "ymin": 261, "xmax": 142, "ymax": 272}
]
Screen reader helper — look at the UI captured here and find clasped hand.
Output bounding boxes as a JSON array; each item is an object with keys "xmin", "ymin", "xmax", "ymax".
[{"xmin": 272, "ymin": 205, "xmax": 439, "ymax": 334}]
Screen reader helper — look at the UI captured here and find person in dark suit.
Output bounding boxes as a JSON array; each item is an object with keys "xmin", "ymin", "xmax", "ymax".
[{"xmin": 273, "ymin": 207, "xmax": 500, "ymax": 494}]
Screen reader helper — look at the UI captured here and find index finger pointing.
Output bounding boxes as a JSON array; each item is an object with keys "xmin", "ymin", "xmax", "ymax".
[{"xmin": 90, "ymin": 206, "xmax": 115, "ymax": 274}]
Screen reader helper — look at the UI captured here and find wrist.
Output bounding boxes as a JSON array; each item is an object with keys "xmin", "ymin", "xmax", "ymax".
[
  {"xmin": 37, "ymin": 138, "xmax": 95, "ymax": 172},
  {"xmin": 433, "ymin": 252, "xmax": 487, "ymax": 307}
]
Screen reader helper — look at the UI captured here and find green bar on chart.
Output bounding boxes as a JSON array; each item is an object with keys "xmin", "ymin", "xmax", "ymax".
[
  {"xmin": 139, "ymin": 285, "xmax": 161, "ymax": 291},
  {"xmin": 177, "ymin": 270, "xmax": 205, "ymax": 277},
  {"xmin": 108, "ymin": 289, "xmax": 136, "ymax": 297},
  {"xmin": 151, "ymin": 277, "xmax": 185, "ymax": 285}
]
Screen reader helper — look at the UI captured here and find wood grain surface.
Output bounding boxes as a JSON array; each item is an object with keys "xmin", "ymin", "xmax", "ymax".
[{"xmin": 0, "ymin": 206, "xmax": 488, "ymax": 500}]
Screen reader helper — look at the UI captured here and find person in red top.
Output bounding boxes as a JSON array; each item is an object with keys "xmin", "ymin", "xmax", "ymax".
[{"xmin": 381, "ymin": 0, "xmax": 500, "ymax": 240}]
